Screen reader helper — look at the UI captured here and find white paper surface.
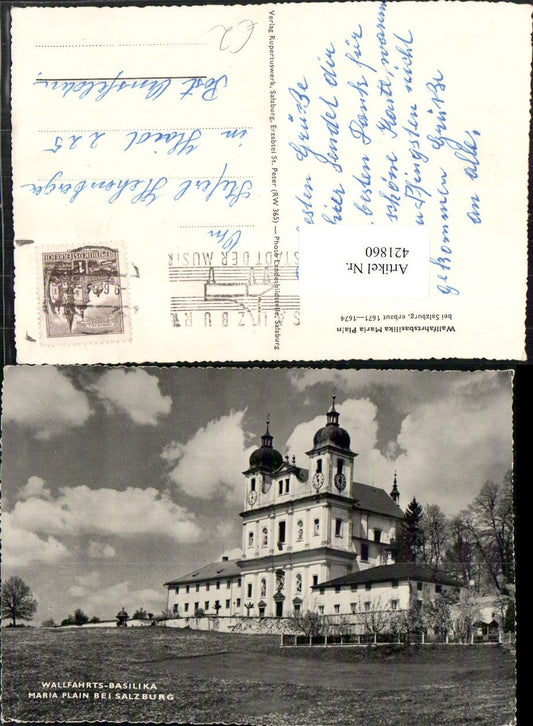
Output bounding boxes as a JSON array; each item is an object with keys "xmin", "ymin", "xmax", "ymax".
[{"xmin": 11, "ymin": 2, "xmax": 531, "ymax": 362}]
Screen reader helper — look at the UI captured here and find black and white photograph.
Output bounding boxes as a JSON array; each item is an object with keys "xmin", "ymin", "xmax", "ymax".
[{"xmin": 1, "ymin": 366, "xmax": 516, "ymax": 724}]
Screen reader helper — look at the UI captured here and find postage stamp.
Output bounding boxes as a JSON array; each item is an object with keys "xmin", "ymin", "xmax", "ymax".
[{"xmin": 39, "ymin": 246, "xmax": 129, "ymax": 341}]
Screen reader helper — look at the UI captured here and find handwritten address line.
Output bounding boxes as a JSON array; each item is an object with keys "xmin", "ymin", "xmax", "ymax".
[{"xmin": 36, "ymin": 75, "xmax": 207, "ymax": 81}]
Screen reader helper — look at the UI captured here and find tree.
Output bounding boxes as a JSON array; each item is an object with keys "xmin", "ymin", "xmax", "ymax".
[
  {"xmin": 463, "ymin": 472, "xmax": 514, "ymax": 593},
  {"xmin": 358, "ymin": 597, "xmax": 392, "ymax": 639},
  {"xmin": 453, "ymin": 588, "xmax": 480, "ymax": 643},
  {"xmin": 396, "ymin": 498, "xmax": 425, "ymax": 563},
  {"xmin": 444, "ymin": 514, "xmax": 476, "ymax": 587},
  {"xmin": 89, "ymin": 616, "xmax": 101, "ymax": 623},
  {"xmin": 73, "ymin": 608, "xmax": 89, "ymax": 626},
  {"xmin": 1, "ymin": 576, "xmax": 38, "ymax": 627},
  {"xmin": 292, "ymin": 609, "xmax": 324, "ymax": 637},
  {"xmin": 421, "ymin": 504, "xmax": 448, "ymax": 568},
  {"xmin": 424, "ymin": 593, "xmax": 453, "ymax": 637},
  {"xmin": 132, "ymin": 607, "xmax": 148, "ymax": 620},
  {"xmin": 42, "ymin": 618, "xmax": 56, "ymax": 628}
]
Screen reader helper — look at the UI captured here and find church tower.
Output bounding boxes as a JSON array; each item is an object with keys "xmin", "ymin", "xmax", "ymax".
[
  {"xmin": 305, "ymin": 396, "xmax": 357, "ymax": 499},
  {"xmin": 242, "ymin": 418, "xmax": 283, "ymax": 510}
]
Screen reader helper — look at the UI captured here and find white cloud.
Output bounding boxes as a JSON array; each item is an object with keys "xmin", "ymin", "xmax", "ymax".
[
  {"xmin": 92, "ymin": 369, "xmax": 172, "ymax": 425},
  {"xmin": 67, "ymin": 573, "xmax": 165, "ymax": 619},
  {"xmin": 87, "ymin": 541, "xmax": 117, "ymax": 559},
  {"xmin": 218, "ymin": 547, "xmax": 243, "ymax": 561},
  {"xmin": 8, "ymin": 484, "xmax": 201, "ymax": 542},
  {"xmin": 2, "ymin": 512, "xmax": 70, "ymax": 569},
  {"xmin": 2, "ymin": 366, "xmax": 92, "ymax": 439},
  {"xmin": 163, "ymin": 411, "xmax": 253, "ymax": 499},
  {"xmin": 392, "ymin": 387, "xmax": 513, "ymax": 513},
  {"xmin": 20, "ymin": 476, "xmax": 52, "ymax": 500}
]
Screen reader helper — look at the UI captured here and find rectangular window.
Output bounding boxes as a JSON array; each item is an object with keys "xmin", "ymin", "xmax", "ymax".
[
  {"xmin": 196, "ymin": 583, "xmax": 200, "ymax": 592},
  {"xmin": 214, "ymin": 600, "xmax": 220, "ymax": 611},
  {"xmin": 435, "ymin": 584, "xmax": 442, "ymax": 593},
  {"xmin": 365, "ymin": 582, "xmax": 372, "ymax": 591},
  {"xmin": 250, "ymin": 477, "xmax": 256, "ymax": 491},
  {"xmin": 205, "ymin": 601, "xmax": 209, "ymax": 610},
  {"xmin": 361, "ymin": 543, "xmax": 369, "ymax": 561},
  {"xmin": 225, "ymin": 599, "xmax": 230, "ymax": 609},
  {"xmin": 285, "ymin": 478, "xmax": 290, "ymax": 493},
  {"xmin": 184, "ymin": 603, "xmax": 189, "ymax": 612},
  {"xmin": 319, "ymin": 587, "xmax": 325, "ymax": 595},
  {"xmin": 278, "ymin": 521, "xmax": 286, "ymax": 544},
  {"xmin": 392, "ymin": 579, "xmax": 399, "ymax": 589},
  {"xmin": 186, "ymin": 585, "xmax": 190, "ymax": 593},
  {"xmin": 350, "ymin": 583, "xmax": 358, "ymax": 592},
  {"xmin": 238, "ymin": 578, "xmax": 242, "ymax": 587},
  {"xmin": 175, "ymin": 586, "xmax": 179, "ymax": 594},
  {"xmin": 294, "ymin": 603, "xmax": 301, "ymax": 613},
  {"xmin": 391, "ymin": 600, "xmax": 399, "ymax": 610},
  {"xmin": 279, "ymin": 480, "xmax": 284, "ymax": 495},
  {"xmin": 350, "ymin": 602, "xmax": 357, "ymax": 613},
  {"xmin": 226, "ymin": 579, "xmax": 231, "ymax": 589},
  {"xmin": 335, "ymin": 518, "xmax": 343, "ymax": 537},
  {"xmin": 206, "ymin": 583, "xmax": 210, "ymax": 591},
  {"xmin": 364, "ymin": 601, "xmax": 371, "ymax": 611},
  {"xmin": 374, "ymin": 529, "xmax": 382, "ymax": 543},
  {"xmin": 318, "ymin": 605, "xmax": 325, "ymax": 614},
  {"xmin": 316, "ymin": 459, "xmax": 322, "ymax": 473},
  {"xmin": 312, "ymin": 575, "xmax": 319, "ymax": 587},
  {"xmin": 173, "ymin": 603, "xmax": 178, "ymax": 614},
  {"xmin": 334, "ymin": 604, "xmax": 340, "ymax": 613},
  {"xmin": 247, "ymin": 583, "xmax": 253, "ymax": 598},
  {"xmin": 194, "ymin": 602, "xmax": 199, "ymax": 612},
  {"xmin": 417, "ymin": 582, "xmax": 423, "ymax": 591},
  {"xmin": 337, "ymin": 459, "xmax": 344, "ymax": 474},
  {"xmin": 335, "ymin": 585, "xmax": 341, "ymax": 593},
  {"xmin": 216, "ymin": 580, "xmax": 221, "ymax": 590},
  {"xmin": 236, "ymin": 598, "xmax": 241, "ymax": 607}
]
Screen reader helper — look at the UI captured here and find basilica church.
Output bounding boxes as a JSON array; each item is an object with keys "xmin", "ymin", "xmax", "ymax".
[{"xmin": 164, "ymin": 398, "xmax": 432, "ymax": 620}]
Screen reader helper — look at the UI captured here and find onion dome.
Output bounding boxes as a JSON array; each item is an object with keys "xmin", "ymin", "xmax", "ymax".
[
  {"xmin": 249, "ymin": 419, "xmax": 283, "ymax": 471},
  {"xmin": 312, "ymin": 396, "xmax": 351, "ymax": 450}
]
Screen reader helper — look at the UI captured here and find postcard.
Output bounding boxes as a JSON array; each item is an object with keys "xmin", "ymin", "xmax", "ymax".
[
  {"xmin": 11, "ymin": 2, "xmax": 530, "ymax": 362},
  {"xmin": 1, "ymin": 366, "xmax": 517, "ymax": 723}
]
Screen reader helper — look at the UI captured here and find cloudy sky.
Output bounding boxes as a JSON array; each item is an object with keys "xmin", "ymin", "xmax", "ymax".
[{"xmin": 2, "ymin": 366, "xmax": 513, "ymax": 624}]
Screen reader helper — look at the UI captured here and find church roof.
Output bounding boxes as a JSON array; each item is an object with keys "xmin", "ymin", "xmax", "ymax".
[
  {"xmin": 272, "ymin": 459, "xmax": 309, "ymax": 481},
  {"xmin": 308, "ymin": 396, "xmax": 355, "ymax": 454},
  {"xmin": 164, "ymin": 558, "xmax": 242, "ymax": 587},
  {"xmin": 315, "ymin": 563, "xmax": 463, "ymax": 589},
  {"xmin": 353, "ymin": 481, "xmax": 403, "ymax": 518},
  {"xmin": 245, "ymin": 420, "xmax": 284, "ymax": 473}
]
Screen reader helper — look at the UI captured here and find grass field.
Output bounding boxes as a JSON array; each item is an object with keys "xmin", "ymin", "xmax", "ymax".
[{"xmin": 1, "ymin": 627, "xmax": 516, "ymax": 724}]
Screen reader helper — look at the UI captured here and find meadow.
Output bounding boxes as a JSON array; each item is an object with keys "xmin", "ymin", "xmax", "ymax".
[{"xmin": 1, "ymin": 626, "xmax": 516, "ymax": 724}]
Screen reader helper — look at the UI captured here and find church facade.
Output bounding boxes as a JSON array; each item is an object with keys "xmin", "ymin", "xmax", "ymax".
[{"xmin": 165, "ymin": 399, "xmax": 415, "ymax": 619}]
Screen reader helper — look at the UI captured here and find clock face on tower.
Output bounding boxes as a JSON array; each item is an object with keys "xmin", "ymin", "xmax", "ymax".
[
  {"xmin": 247, "ymin": 489, "xmax": 258, "ymax": 505},
  {"xmin": 334, "ymin": 472, "xmax": 347, "ymax": 491},
  {"xmin": 312, "ymin": 472, "xmax": 324, "ymax": 491}
]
